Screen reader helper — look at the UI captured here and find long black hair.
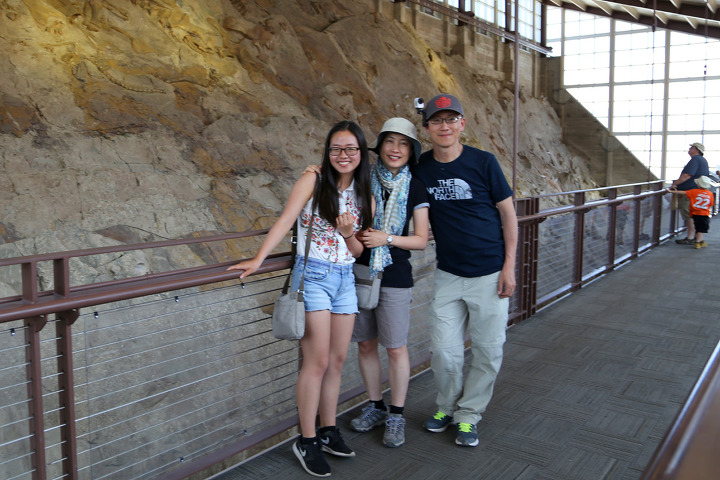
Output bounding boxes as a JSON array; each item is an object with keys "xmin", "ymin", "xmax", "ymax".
[{"xmin": 313, "ymin": 121, "xmax": 373, "ymax": 230}]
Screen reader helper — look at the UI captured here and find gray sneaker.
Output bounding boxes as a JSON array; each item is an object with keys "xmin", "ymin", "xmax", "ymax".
[
  {"xmin": 455, "ymin": 422, "xmax": 479, "ymax": 447},
  {"xmin": 383, "ymin": 414, "xmax": 406, "ymax": 448},
  {"xmin": 350, "ymin": 404, "xmax": 387, "ymax": 432}
]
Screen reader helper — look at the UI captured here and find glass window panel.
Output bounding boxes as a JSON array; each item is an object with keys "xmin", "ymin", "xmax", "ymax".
[
  {"xmin": 563, "ymin": 39, "xmax": 581, "ymax": 56},
  {"xmin": 595, "ymin": 36, "xmax": 610, "ymax": 52},
  {"xmin": 547, "ymin": 40, "xmax": 562, "ymax": 57},
  {"xmin": 544, "ymin": 8, "xmax": 718, "ymax": 180},
  {"xmin": 565, "ymin": 19, "xmax": 580, "ymax": 37},
  {"xmin": 613, "ymin": 100, "xmax": 633, "ymax": 117},
  {"xmin": 613, "ymin": 66, "xmax": 634, "ymax": 83},
  {"xmin": 473, "ymin": 0, "xmax": 495, "ymax": 23},
  {"xmin": 670, "ymin": 60, "xmax": 710, "ymax": 79},
  {"xmin": 564, "ymin": 69, "xmax": 587, "ymax": 85},
  {"xmin": 614, "ymin": 50, "xmax": 635, "ymax": 67},
  {"xmin": 547, "ymin": 6, "xmax": 562, "ymax": 28},
  {"xmin": 613, "ymin": 117, "xmax": 631, "ymax": 132},
  {"xmin": 595, "ymin": 18, "xmax": 611, "ymax": 35},
  {"xmin": 615, "ymin": 20, "xmax": 635, "ymax": 32}
]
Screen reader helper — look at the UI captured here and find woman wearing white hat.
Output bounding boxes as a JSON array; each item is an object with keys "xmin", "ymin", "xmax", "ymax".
[
  {"xmin": 303, "ymin": 118, "xmax": 429, "ymax": 449},
  {"xmin": 349, "ymin": 118, "xmax": 430, "ymax": 448}
]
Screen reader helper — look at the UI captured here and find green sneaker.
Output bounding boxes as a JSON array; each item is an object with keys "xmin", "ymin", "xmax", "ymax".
[
  {"xmin": 455, "ymin": 422, "xmax": 479, "ymax": 447},
  {"xmin": 423, "ymin": 411, "xmax": 453, "ymax": 432}
]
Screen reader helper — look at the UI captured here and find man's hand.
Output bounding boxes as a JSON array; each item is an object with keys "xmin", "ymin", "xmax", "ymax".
[{"xmin": 497, "ymin": 265, "xmax": 516, "ymax": 298}]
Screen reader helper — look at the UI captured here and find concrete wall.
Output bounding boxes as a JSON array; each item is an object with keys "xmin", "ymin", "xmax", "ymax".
[
  {"xmin": 374, "ymin": 0, "xmax": 539, "ymax": 91},
  {"xmin": 543, "ymin": 57, "xmax": 657, "ymax": 187}
]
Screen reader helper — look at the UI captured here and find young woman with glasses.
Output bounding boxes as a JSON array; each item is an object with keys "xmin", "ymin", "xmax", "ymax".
[{"xmin": 228, "ymin": 121, "xmax": 373, "ymax": 477}]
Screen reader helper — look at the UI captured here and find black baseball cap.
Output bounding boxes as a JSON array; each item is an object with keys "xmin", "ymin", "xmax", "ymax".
[{"xmin": 424, "ymin": 93, "xmax": 464, "ymax": 119}]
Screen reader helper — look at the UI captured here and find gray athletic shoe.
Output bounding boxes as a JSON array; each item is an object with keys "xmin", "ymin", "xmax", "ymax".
[
  {"xmin": 350, "ymin": 404, "xmax": 387, "ymax": 432},
  {"xmin": 383, "ymin": 414, "xmax": 406, "ymax": 448}
]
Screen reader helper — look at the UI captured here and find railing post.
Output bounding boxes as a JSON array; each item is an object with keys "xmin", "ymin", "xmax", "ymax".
[
  {"xmin": 513, "ymin": 197, "xmax": 540, "ymax": 324},
  {"xmin": 25, "ymin": 315, "xmax": 48, "ymax": 480},
  {"xmin": 606, "ymin": 188, "xmax": 618, "ymax": 271},
  {"xmin": 631, "ymin": 185, "xmax": 642, "ymax": 258},
  {"xmin": 22, "ymin": 261, "xmax": 39, "ymax": 304},
  {"xmin": 54, "ymin": 257, "xmax": 79, "ymax": 479},
  {"xmin": 572, "ymin": 192, "xmax": 586, "ymax": 291},
  {"xmin": 56, "ymin": 310, "xmax": 79, "ymax": 479},
  {"xmin": 652, "ymin": 182, "xmax": 664, "ymax": 245}
]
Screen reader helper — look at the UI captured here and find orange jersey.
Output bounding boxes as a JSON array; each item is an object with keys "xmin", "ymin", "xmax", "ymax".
[{"xmin": 685, "ymin": 189, "xmax": 714, "ymax": 216}]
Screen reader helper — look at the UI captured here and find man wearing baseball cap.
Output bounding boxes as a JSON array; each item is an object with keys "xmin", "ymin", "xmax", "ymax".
[
  {"xmin": 670, "ymin": 142, "xmax": 709, "ymax": 244},
  {"xmin": 412, "ymin": 93, "xmax": 517, "ymax": 447}
]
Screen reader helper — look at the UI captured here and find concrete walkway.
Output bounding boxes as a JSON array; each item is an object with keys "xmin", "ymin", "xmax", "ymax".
[{"xmin": 215, "ymin": 228, "xmax": 720, "ymax": 480}]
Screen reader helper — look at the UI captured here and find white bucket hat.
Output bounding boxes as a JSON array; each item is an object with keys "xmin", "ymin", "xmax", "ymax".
[
  {"xmin": 695, "ymin": 175, "xmax": 719, "ymax": 189},
  {"xmin": 370, "ymin": 117, "xmax": 422, "ymax": 163},
  {"xmin": 690, "ymin": 142, "xmax": 706, "ymax": 155}
]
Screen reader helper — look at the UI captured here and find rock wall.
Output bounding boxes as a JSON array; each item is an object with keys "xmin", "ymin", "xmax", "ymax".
[{"xmin": 0, "ymin": 0, "xmax": 601, "ymax": 293}]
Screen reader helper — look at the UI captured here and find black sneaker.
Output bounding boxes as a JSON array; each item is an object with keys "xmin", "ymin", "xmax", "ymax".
[
  {"xmin": 318, "ymin": 426, "xmax": 356, "ymax": 457},
  {"xmin": 293, "ymin": 438, "xmax": 331, "ymax": 477},
  {"xmin": 676, "ymin": 237, "xmax": 694, "ymax": 245}
]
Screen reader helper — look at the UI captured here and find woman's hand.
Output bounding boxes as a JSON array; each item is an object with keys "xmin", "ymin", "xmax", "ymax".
[
  {"xmin": 336, "ymin": 212, "xmax": 356, "ymax": 239},
  {"xmin": 303, "ymin": 164, "xmax": 322, "ymax": 175},
  {"xmin": 358, "ymin": 228, "xmax": 388, "ymax": 248},
  {"xmin": 227, "ymin": 258, "xmax": 262, "ymax": 279}
]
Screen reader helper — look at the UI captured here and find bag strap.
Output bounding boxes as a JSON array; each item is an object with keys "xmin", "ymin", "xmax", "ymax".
[
  {"xmin": 282, "ymin": 213, "xmax": 313, "ymax": 294},
  {"xmin": 282, "ymin": 176, "xmax": 318, "ymax": 294}
]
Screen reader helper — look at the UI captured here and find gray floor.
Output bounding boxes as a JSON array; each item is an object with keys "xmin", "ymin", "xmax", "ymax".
[{"xmin": 215, "ymin": 229, "xmax": 720, "ymax": 479}]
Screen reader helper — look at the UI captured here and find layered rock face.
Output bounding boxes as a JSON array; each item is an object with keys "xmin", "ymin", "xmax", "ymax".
[{"xmin": 0, "ymin": 0, "xmax": 595, "ymax": 293}]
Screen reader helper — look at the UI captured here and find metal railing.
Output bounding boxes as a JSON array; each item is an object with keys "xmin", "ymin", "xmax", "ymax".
[{"xmin": 0, "ymin": 181, "xmax": 682, "ymax": 479}]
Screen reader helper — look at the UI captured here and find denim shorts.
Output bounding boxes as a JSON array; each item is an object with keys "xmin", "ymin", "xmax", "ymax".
[{"xmin": 290, "ymin": 256, "xmax": 358, "ymax": 315}]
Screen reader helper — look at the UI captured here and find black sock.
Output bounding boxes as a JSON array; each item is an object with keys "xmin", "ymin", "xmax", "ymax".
[
  {"xmin": 371, "ymin": 399, "xmax": 386, "ymax": 411},
  {"xmin": 317, "ymin": 426, "xmax": 336, "ymax": 435},
  {"xmin": 389, "ymin": 405, "xmax": 404, "ymax": 415},
  {"xmin": 300, "ymin": 435, "xmax": 318, "ymax": 444}
]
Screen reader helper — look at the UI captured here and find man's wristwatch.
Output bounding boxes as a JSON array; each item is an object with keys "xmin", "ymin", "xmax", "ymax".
[{"xmin": 386, "ymin": 235, "xmax": 393, "ymax": 245}]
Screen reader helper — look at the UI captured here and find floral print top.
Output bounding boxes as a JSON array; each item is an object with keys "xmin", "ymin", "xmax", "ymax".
[{"xmin": 296, "ymin": 181, "xmax": 361, "ymax": 265}]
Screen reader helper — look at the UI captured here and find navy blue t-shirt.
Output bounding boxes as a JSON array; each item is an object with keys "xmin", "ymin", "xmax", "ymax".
[
  {"xmin": 677, "ymin": 155, "xmax": 709, "ymax": 191},
  {"xmin": 357, "ymin": 176, "xmax": 429, "ymax": 288},
  {"xmin": 413, "ymin": 145, "xmax": 513, "ymax": 278}
]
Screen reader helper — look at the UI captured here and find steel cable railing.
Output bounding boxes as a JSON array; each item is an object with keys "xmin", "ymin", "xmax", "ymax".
[{"xmin": 0, "ymin": 181, "xmax": 686, "ymax": 479}]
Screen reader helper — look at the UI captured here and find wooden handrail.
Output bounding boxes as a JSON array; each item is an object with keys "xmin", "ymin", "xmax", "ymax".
[{"xmin": 641, "ymin": 341, "xmax": 720, "ymax": 479}]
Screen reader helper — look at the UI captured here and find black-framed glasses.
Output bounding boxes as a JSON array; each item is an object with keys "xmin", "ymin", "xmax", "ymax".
[
  {"xmin": 428, "ymin": 115, "xmax": 463, "ymax": 126},
  {"xmin": 329, "ymin": 146, "xmax": 360, "ymax": 156}
]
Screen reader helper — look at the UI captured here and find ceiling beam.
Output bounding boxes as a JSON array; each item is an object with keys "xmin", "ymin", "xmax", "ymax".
[
  {"xmin": 595, "ymin": 0, "xmax": 615, "ymax": 15},
  {"xmin": 655, "ymin": 11, "xmax": 669, "ymax": 25},
  {"xmin": 602, "ymin": 0, "xmax": 720, "ymax": 20},
  {"xmin": 551, "ymin": 1, "xmax": 720, "ymax": 39},
  {"xmin": 565, "ymin": 0, "xmax": 588, "ymax": 10},
  {"xmin": 621, "ymin": 4, "xmax": 641, "ymax": 18}
]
